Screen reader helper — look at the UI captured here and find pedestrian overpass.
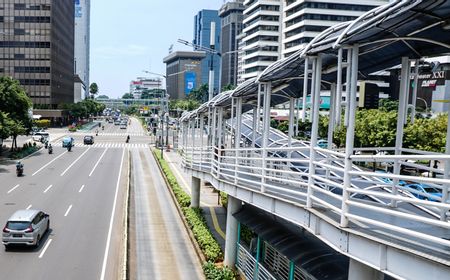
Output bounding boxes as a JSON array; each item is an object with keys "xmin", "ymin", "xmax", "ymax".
[{"xmin": 179, "ymin": 1, "xmax": 450, "ymax": 279}]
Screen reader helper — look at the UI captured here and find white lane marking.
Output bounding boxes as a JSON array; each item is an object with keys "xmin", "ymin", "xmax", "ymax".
[
  {"xmin": 43, "ymin": 184, "xmax": 53, "ymax": 193},
  {"xmin": 100, "ymin": 149, "xmax": 125, "ymax": 280},
  {"xmin": 60, "ymin": 147, "xmax": 91, "ymax": 176},
  {"xmin": 79, "ymin": 184, "xmax": 85, "ymax": 193},
  {"xmin": 89, "ymin": 148, "xmax": 108, "ymax": 177},
  {"xmin": 64, "ymin": 205, "xmax": 73, "ymax": 217},
  {"xmin": 7, "ymin": 184, "xmax": 20, "ymax": 194},
  {"xmin": 38, "ymin": 238, "xmax": 52, "ymax": 259},
  {"xmin": 32, "ymin": 151, "xmax": 68, "ymax": 176},
  {"xmin": 26, "ymin": 204, "xmax": 32, "ymax": 210}
]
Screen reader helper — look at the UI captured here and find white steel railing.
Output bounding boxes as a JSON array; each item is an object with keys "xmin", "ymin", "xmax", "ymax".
[{"xmin": 180, "ymin": 139, "xmax": 450, "ymax": 252}]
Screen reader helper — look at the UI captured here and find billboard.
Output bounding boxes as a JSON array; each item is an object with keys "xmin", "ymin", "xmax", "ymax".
[{"xmin": 185, "ymin": 72, "xmax": 196, "ymax": 95}]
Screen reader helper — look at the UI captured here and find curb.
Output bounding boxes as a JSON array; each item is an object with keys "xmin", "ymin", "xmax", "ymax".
[
  {"xmin": 150, "ymin": 148, "xmax": 207, "ymax": 265},
  {"xmin": 122, "ymin": 149, "xmax": 131, "ymax": 280}
]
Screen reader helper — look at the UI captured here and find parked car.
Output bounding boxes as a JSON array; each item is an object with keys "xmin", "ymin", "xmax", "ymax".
[
  {"xmin": 317, "ymin": 139, "xmax": 328, "ymax": 149},
  {"xmin": 62, "ymin": 137, "xmax": 74, "ymax": 147},
  {"xmin": 120, "ymin": 124, "xmax": 127, "ymax": 129},
  {"xmin": 405, "ymin": 183, "xmax": 442, "ymax": 202},
  {"xmin": 2, "ymin": 209, "xmax": 50, "ymax": 249},
  {"xmin": 83, "ymin": 135, "xmax": 94, "ymax": 145}
]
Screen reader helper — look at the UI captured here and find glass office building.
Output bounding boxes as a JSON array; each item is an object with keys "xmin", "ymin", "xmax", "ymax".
[
  {"xmin": 0, "ymin": 0, "xmax": 74, "ymax": 107},
  {"xmin": 193, "ymin": 9, "xmax": 221, "ymax": 95}
]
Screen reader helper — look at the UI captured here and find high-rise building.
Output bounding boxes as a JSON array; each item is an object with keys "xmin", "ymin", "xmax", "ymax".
[
  {"xmin": 163, "ymin": 51, "xmax": 205, "ymax": 100},
  {"xmin": 129, "ymin": 77, "xmax": 163, "ymax": 99},
  {"xmin": 0, "ymin": 0, "xmax": 75, "ymax": 107},
  {"xmin": 193, "ymin": 9, "xmax": 221, "ymax": 94},
  {"xmin": 282, "ymin": 0, "xmax": 388, "ymax": 57},
  {"xmin": 242, "ymin": 0, "xmax": 282, "ymax": 81},
  {"xmin": 74, "ymin": 0, "xmax": 90, "ymax": 100},
  {"xmin": 219, "ymin": 1, "xmax": 245, "ymax": 88},
  {"xmin": 236, "ymin": 32, "xmax": 246, "ymax": 85}
]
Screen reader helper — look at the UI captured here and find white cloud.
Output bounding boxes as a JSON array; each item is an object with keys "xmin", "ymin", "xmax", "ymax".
[{"xmin": 93, "ymin": 44, "xmax": 148, "ymax": 59}]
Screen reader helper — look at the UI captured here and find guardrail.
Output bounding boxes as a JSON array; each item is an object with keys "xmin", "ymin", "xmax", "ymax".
[{"xmin": 180, "ymin": 140, "xmax": 450, "ymax": 253}]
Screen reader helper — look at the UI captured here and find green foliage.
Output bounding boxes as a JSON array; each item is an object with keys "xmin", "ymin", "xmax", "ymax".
[
  {"xmin": 221, "ymin": 84, "xmax": 236, "ymax": 92},
  {"xmin": 240, "ymin": 224, "xmax": 255, "ymax": 246},
  {"xmin": 89, "ymin": 82, "xmax": 99, "ymax": 97},
  {"xmin": 10, "ymin": 143, "xmax": 39, "ymax": 159},
  {"xmin": 169, "ymin": 99, "xmax": 201, "ymax": 111},
  {"xmin": 124, "ymin": 105, "xmax": 139, "ymax": 115},
  {"xmin": 0, "ymin": 76, "xmax": 32, "ymax": 142},
  {"xmin": 379, "ymin": 99, "xmax": 399, "ymax": 112},
  {"xmin": 188, "ymin": 84, "xmax": 208, "ymax": 103},
  {"xmin": 277, "ymin": 121, "xmax": 288, "ymax": 133},
  {"xmin": 97, "ymin": 95, "xmax": 109, "ymax": 99},
  {"xmin": 183, "ymin": 207, "xmax": 223, "ymax": 262},
  {"xmin": 202, "ymin": 261, "xmax": 236, "ymax": 280},
  {"xmin": 0, "ymin": 111, "xmax": 14, "ymax": 140},
  {"xmin": 67, "ymin": 99, "xmax": 106, "ymax": 119},
  {"xmin": 122, "ymin": 93, "xmax": 134, "ymax": 99},
  {"xmin": 219, "ymin": 192, "xmax": 228, "ymax": 208},
  {"xmin": 34, "ymin": 119, "xmax": 51, "ymax": 128},
  {"xmin": 152, "ymin": 149, "xmax": 224, "ymax": 263},
  {"xmin": 404, "ymin": 114, "xmax": 447, "ymax": 152}
]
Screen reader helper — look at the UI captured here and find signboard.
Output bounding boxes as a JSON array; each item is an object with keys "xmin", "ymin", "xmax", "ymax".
[
  {"xmin": 75, "ymin": 0, "xmax": 82, "ymax": 18},
  {"xmin": 299, "ymin": 96, "xmax": 331, "ymax": 109},
  {"xmin": 185, "ymin": 72, "xmax": 196, "ymax": 95}
]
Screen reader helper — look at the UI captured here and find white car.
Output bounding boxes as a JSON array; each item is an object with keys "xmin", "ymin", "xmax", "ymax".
[
  {"xmin": 2, "ymin": 209, "xmax": 50, "ymax": 249},
  {"xmin": 31, "ymin": 132, "xmax": 49, "ymax": 142}
]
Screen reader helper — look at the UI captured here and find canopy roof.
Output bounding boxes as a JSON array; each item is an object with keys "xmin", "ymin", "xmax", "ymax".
[{"xmin": 180, "ymin": 0, "xmax": 450, "ymax": 122}]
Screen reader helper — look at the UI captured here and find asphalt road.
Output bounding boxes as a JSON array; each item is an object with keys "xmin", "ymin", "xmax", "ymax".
[{"xmin": 0, "ymin": 117, "xmax": 204, "ymax": 279}]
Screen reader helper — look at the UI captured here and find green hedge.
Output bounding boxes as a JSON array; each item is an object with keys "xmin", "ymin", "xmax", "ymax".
[
  {"xmin": 182, "ymin": 207, "xmax": 223, "ymax": 262},
  {"xmin": 203, "ymin": 261, "xmax": 236, "ymax": 280},
  {"xmin": 152, "ymin": 149, "xmax": 224, "ymax": 264},
  {"xmin": 10, "ymin": 143, "xmax": 39, "ymax": 159}
]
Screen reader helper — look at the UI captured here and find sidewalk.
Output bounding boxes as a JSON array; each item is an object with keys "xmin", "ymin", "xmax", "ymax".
[{"xmin": 163, "ymin": 149, "xmax": 227, "ymax": 250}]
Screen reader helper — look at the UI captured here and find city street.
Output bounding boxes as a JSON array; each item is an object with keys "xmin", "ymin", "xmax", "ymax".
[{"xmin": 0, "ymin": 117, "xmax": 202, "ymax": 279}]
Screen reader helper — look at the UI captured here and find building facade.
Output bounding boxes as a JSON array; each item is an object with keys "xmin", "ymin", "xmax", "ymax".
[
  {"xmin": 219, "ymin": 1, "xmax": 245, "ymax": 88},
  {"xmin": 193, "ymin": 9, "xmax": 221, "ymax": 94},
  {"xmin": 129, "ymin": 77, "xmax": 163, "ymax": 99},
  {"xmin": 163, "ymin": 51, "xmax": 205, "ymax": 100},
  {"xmin": 242, "ymin": 0, "xmax": 282, "ymax": 81},
  {"xmin": 74, "ymin": 0, "xmax": 90, "ymax": 100},
  {"xmin": 0, "ymin": 0, "xmax": 75, "ymax": 107},
  {"xmin": 281, "ymin": 0, "xmax": 388, "ymax": 57}
]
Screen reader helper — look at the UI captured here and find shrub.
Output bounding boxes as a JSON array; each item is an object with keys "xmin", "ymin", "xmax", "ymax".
[
  {"xmin": 183, "ymin": 207, "xmax": 223, "ymax": 262},
  {"xmin": 219, "ymin": 192, "xmax": 228, "ymax": 208},
  {"xmin": 34, "ymin": 119, "xmax": 51, "ymax": 128},
  {"xmin": 203, "ymin": 261, "xmax": 235, "ymax": 280}
]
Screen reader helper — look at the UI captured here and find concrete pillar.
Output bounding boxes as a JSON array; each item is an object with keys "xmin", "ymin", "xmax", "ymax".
[
  {"xmin": 348, "ymin": 259, "xmax": 383, "ymax": 280},
  {"xmin": 191, "ymin": 176, "xmax": 201, "ymax": 208},
  {"xmin": 224, "ymin": 195, "xmax": 242, "ymax": 267}
]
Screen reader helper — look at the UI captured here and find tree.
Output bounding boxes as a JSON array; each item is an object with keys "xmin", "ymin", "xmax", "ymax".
[
  {"xmin": 97, "ymin": 95, "xmax": 109, "ymax": 99},
  {"xmin": 122, "ymin": 93, "xmax": 134, "ymax": 99},
  {"xmin": 188, "ymin": 84, "xmax": 208, "ymax": 103},
  {"xmin": 222, "ymin": 84, "xmax": 236, "ymax": 91},
  {"xmin": 89, "ymin": 82, "xmax": 99, "ymax": 99},
  {"xmin": 0, "ymin": 76, "xmax": 32, "ymax": 150}
]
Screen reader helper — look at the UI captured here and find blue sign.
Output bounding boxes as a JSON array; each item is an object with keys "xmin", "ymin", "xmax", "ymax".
[
  {"xmin": 185, "ymin": 72, "xmax": 196, "ymax": 95},
  {"xmin": 75, "ymin": 7, "xmax": 82, "ymax": 17}
]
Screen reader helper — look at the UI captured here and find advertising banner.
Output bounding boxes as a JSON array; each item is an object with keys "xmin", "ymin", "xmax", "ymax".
[{"xmin": 185, "ymin": 72, "xmax": 196, "ymax": 95}]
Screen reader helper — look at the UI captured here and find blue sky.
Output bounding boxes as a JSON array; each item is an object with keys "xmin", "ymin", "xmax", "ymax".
[{"xmin": 90, "ymin": 0, "xmax": 224, "ymax": 98}]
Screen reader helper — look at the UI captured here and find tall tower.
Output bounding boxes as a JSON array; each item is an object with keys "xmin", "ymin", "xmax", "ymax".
[
  {"xmin": 0, "ymin": 0, "xmax": 75, "ymax": 107},
  {"xmin": 74, "ymin": 0, "xmax": 90, "ymax": 99},
  {"xmin": 193, "ymin": 9, "xmax": 221, "ymax": 95},
  {"xmin": 219, "ymin": 0, "xmax": 245, "ymax": 87}
]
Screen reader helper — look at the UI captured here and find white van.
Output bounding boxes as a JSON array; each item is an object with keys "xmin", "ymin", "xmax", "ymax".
[{"xmin": 31, "ymin": 132, "xmax": 49, "ymax": 142}]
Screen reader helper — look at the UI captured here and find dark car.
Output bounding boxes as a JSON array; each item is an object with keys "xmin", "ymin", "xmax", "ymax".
[{"xmin": 83, "ymin": 135, "xmax": 94, "ymax": 145}]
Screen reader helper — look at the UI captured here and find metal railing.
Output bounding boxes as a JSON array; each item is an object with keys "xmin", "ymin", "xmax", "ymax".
[{"xmin": 181, "ymin": 138, "xmax": 450, "ymax": 252}]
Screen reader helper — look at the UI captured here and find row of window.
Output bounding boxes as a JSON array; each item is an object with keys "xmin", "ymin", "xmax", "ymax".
[
  {"xmin": 245, "ymin": 35, "xmax": 279, "ymax": 45},
  {"xmin": 246, "ymin": 25, "xmax": 279, "ymax": 36},
  {"xmin": 245, "ymin": 15, "xmax": 280, "ymax": 27},
  {"xmin": 13, "ymin": 16, "xmax": 51, "ymax": 23},
  {"xmin": 0, "ymin": 41, "xmax": 50, "ymax": 48},
  {"xmin": 284, "ymin": 37, "xmax": 313, "ymax": 49},
  {"xmin": 246, "ymin": 4, "xmax": 280, "ymax": 18},
  {"xmin": 285, "ymin": 2, "xmax": 377, "ymax": 17},
  {"xmin": 14, "ymin": 66, "xmax": 50, "ymax": 73},
  {"xmin": 245, "ymin": 45, "xmax": 278, "ymax": 56},
  {"xmin": 285, "ymin": 25, "xmax": 328, "ymax": 38},
  {"xmin": 245, "ymin": 56, "xmax": 278, "ymax": 64},
  {"xmin": 285, "ymin": 14, "xmax": 357, "ymax": 28},
  {"xmin": 0, "ymin": 53, "xmax": 51, "ymax": 60},
  {"xmin": 13, "ymin": 4, "xmax": 51, "ymax": 11},
  {"xmin": 14, "ymin": 28, "xmax": 51, "ymax": 36},
  {"xmin": 18, "ymin": 79, "xmax": 50, "ymax": 85}
]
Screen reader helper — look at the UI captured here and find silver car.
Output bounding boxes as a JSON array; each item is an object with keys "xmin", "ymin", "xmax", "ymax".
[{"xmin": 2, "ymin": 209, "xmax": 50, "ymax": 249}]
